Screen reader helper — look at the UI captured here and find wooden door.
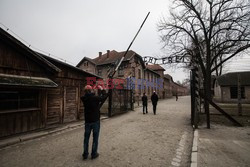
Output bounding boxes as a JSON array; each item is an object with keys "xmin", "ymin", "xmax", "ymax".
[
  {"xmin": 63, "ymin": 87, "xmax": 78, "ymax": 123},
  {"xmin": 47, "ymin": 88, "xmax": 62, "ymax": 125}
]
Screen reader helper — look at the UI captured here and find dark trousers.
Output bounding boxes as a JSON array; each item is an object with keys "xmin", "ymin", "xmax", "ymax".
[
  {"xmin": 153, "ymin": 104, "xmax": 157, "ymax": 115},
  {"xmin": 143, "ymin": 104, "xmax": 148, "ymax": 114},
  {"xmin": 83, "ymin": 121, "xmax": 100, "ymax": 157}
]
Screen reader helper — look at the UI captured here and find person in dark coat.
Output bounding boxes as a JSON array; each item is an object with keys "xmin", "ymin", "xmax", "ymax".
[
  {"xmin": 151, "ymin": 91, "xmax": 158, "ymax": 115},
  {"xmin": 80, "ymin": 85, "xmax": 108, "ymax": 160},
  {"xmin": 141, "ymin": 93, "xmax": 148, "ymax": 114}
]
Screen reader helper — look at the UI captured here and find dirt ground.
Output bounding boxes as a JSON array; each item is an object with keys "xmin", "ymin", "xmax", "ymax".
[
  {"xmin": 0, "ymin": 96, "xmax": 193, "ymax": 167},
  {"xmin": 198, "ymin": 105, "xmax": 250, "ymax": 167},
  {"xmin": 198, "ymin": 124, "xmax": 250, "ymax": 167}
]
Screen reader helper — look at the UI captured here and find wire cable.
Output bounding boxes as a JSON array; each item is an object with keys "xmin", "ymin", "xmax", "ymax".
[{"xmin": 0, "ymin": 22, "xmax": 76, "ymax": 66}]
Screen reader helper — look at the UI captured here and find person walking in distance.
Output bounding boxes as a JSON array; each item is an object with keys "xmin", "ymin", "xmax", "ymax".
[
  {"xmin": 151, "ymin": 91, "xmax": 158, "ymax": 115},
  {"xmin": 176, "ymin": 93, "xmax": 178, "ymax": 101},
  {"xmin": 141, "ymin": 93, "xmax": 148, "ymax": 114},
  {"xmin": 81, "ymin": 85, "xmax": 108, "ymax": 160}
]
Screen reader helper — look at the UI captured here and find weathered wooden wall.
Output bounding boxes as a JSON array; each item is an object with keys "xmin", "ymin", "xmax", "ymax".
[
  {"xmin": 42, "ymin": 57, "xmax": 89, "ymax": 126},
  {"xmin": 0, "ymin": 39, "xmax": 52, "ymax": 137},
  {"xmin": 46, "ymin": 88, "xmax": 62, "ymax": 125},
  {"xmin": 0, "ymin": 88, "xmax": 46, "ymax": 137},
  {"xmin": 0, "ymin": 40, "xmax": 51, "ymax": 77},
  {"xmin": 0, "ymin": 33, "xmax": 93, "ymax": 138}
]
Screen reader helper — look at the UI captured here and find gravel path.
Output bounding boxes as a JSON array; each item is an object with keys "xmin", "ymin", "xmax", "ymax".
[
  {"xmin": 198, "ymin": 123, "xmax": 250, "ymax": 167},
  {"xmin": 0, "ymin": 96, "xmax": 193, "ymax": 167}
]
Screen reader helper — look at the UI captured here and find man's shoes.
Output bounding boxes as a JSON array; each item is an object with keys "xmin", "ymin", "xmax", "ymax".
[
  {"xmin": 82, "ymin": 154, "xmax": 88, "ymax": 160},
  {"xmin": 143, "ymin": 113, "xmax": 145, "ymax": 114},
  {"xmin": 91, "ymin": 153, "xmax": 99, "ymax": 159}
]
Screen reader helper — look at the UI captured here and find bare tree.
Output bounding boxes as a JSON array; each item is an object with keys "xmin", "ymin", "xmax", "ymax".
[{"xmin": 158, "ymin": 0, "xmax": 250, "ymax": 127}]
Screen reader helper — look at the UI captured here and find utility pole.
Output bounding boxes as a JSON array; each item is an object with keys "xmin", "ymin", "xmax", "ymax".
[{"xmin": 107, "ymin": 12, "xmax": 150, "ymax": 117}]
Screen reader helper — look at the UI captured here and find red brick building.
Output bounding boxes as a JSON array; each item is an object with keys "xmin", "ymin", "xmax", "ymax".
[{"xmin": 77, "ymin": 50, "xmax": 162, "ymax": 100}]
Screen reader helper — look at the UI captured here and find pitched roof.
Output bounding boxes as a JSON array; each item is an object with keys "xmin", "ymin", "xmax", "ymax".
[
  {"xmin": 76, "ymin": 57, "xmax": 96, "ymax": 67},
  {"xmin": 217, "ymin": 71, "xmax": 250, "ymax": 86},
  {"xmin": 172, "ymin": 81, "xmax": 187, "ymax": 88},
  {"xmin": 164, "ymin": 74, "xmax": 173, "ymax": 81},
  {"xmin": 0, "ymin": 27, "xmax": 60, "ymax": 73},
  {"xmin": 77, "ymin": 50, "xmax": 146, "ymax": 69},
  {"xmin": 38, "ymin": 53, "xmax": 102, "ymax": 79},
  {"xmin": 93, "ymin": 50, "xmax": 136, "ymax": 65},
  {"xmin": 146, "ymin": 64, "xmax": 165, "ymax": 71},
  {"xmin": 145, "ymin": 68, "xmax": 160, "ymax": 76}
]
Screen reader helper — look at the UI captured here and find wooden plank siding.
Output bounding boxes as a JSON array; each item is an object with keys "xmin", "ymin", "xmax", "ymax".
[
  {"xmin": 46, "ymin": 88, "xmax": 62, "ymax": 125},
  {"xmin": 46, "ymin": 84, "xmax": 83, "ymax": 126},
  {"xmin": 0, "ymin": 106, "xmax": 44, "ymax": 137},
  {"xmin": 79, "ymin": 84, "xmax": 85, "ymax": 120},
  {"xmin": 0, "ymin": 33, "xmax": 56, "ymax": 137},
  {"xmin": 0, "ymin": 40, "xmax": 54, "ymax": 78},
  {"xmin": 0, "ymin": 27, "xmax": 101, "ymax": 138},
  {"xmin": 63, "ymin": 86, "xmax": 78, "ymax": 123}
]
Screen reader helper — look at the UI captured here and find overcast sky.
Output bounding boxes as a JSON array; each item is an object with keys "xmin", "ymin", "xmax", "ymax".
[
  {"xmin": 1, "ymin": 0, "xmax": 249, "ymax": 82},
  {"xmin": 0, "ymin": 0, "xmax": 192, "ymax": 82}
]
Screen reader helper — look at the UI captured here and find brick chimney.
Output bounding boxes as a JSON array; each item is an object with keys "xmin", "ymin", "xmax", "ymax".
[
  {"xmin": 107, "ymin": 50, "xmax": 110, "ymax": 58},
  {"xmin": 99, "ymin": 52, "xmax": 102, "ymax": 58}
]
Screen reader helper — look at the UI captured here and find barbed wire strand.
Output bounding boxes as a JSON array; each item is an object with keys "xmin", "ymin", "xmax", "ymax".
[{"xmin": 0, "ymin": 23, "xmax": 77, "ymax": 66}]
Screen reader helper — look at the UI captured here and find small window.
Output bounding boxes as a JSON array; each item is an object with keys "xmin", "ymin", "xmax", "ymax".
[
  {"xmin": 132, "ymin": 67, "xmax": 135, "ymax": 77},
  {"xmin": 118, "ymin": 66, "xmax": 124, "ymax": 76},
  {"xmin": 123, "ymin": 63, "xmax": 128, "ymax": 68},
  {"xmin": 134, "ymin": 57, "xmax": 139, "ymax": 64},
  {"xmin": 0, "ymin": 90, "xmax": 39, "ymax": 111},
  {"xmin": 84, "ymin": 62, "xmax": 88, "ymax": 66},
  {"xmin": 97, "ymin": 69, "xmax": 102, "ymax": 76},
  {"xmin": 230, "ymin": 86, "xmax": 245, "ymax": 99},
  {"xmin": 138, "ymin": 69, "xmax": 141, "ymax": 79}
]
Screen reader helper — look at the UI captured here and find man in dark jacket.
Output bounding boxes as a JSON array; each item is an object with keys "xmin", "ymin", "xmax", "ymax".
[
  {"xmin": 141, "ymin": 93, "xmax": 148, "ymax": 114},
  {"xmin": 151, "ymin": 91, "xmax": 158, "ymax": 115},
  {"xmin": 81, "ymin": 85, "xmax": 108, "ymax": 160}
]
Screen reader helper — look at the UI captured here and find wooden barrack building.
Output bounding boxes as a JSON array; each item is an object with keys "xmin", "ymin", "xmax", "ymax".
[{"xmin": 0, "ymin": 27, "xmax": 100, "ymax": 138}]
